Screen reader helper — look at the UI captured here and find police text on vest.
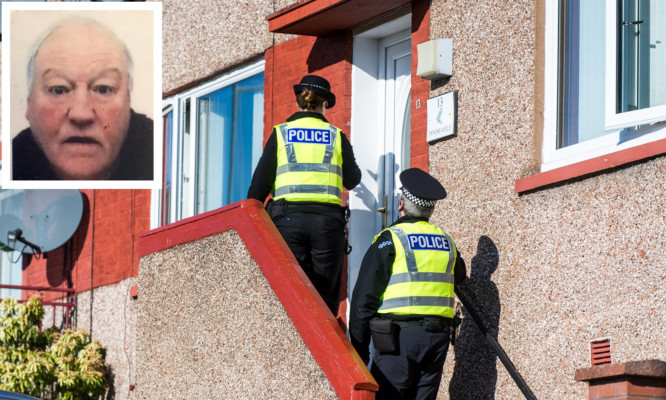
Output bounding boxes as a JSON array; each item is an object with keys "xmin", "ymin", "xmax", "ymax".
[
  {"xmin": 287, "ymin": 128, "xmax": 332, "ymax": 145},
  {"xmin": 407, "ymin": 234, "xmax": 450, "ymax": 251}
]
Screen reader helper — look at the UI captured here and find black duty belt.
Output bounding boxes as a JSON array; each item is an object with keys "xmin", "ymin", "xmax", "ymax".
[{"xmin": 392, "ymin": 317, "xmax": 452, "ymax": 332}]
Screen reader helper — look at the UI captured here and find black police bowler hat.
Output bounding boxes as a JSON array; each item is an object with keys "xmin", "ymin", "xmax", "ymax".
[
  {"xmin": 293, "ymin": 75, "xmax": 336, "ymax": 108},
  {"xmin": 399, "ymin": 168, "xmax": 447, "ymax": 201}
]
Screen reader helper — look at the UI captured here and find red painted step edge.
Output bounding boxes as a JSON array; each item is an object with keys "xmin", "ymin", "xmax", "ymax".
[{"xmin": 139, "ymin": 199, "xmax": 378, "ymax": 399}]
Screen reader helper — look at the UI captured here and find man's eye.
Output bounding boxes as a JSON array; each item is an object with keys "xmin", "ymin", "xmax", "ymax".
[
  {"xmin": 94, "ymin": 85, "xmax": 115, "ymax": 95},
  {"xmin": 48, "ymin": 86, "xmax": 69, "ymax": 96}
]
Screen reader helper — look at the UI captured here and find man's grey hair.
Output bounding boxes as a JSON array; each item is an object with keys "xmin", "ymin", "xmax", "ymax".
[
  {"xmin": 26, "ymin": 17, "xmax": 134, "ymax": 95},
  {"xmin": 401, "ymin": 193, "xmax": 435, "ymax": 219}
]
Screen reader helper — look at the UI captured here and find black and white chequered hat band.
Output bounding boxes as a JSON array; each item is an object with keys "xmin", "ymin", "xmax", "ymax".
[{"xmin": 400, "ymin": 187, "xmax": 436, "ymax": 208}]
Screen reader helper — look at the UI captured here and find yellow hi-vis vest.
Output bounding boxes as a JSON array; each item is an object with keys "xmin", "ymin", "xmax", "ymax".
[
  {"xmin": 272, "ymin": 117, "xmax": 344, "ymax": 204},
  {"xmin": 377, "ymin": 221, "xmax": 457, "ymax": 318}
]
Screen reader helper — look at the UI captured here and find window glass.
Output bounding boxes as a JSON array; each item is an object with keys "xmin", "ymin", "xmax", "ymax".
[
  {"xmin": 180, "ymin": 98, "xmax": 193, "ymax": 221},
  {"xmin": 0, "ymin": 188, "xmax": 24, "ymax": 299},
  {"xmin": 152, "ymin": 62, "xmax": 265, "ymax": 228},
  {"xmin": 0, "ymin": 251, "xmax": 22, "ymax": 300},
  {"xmin": 161, "ymin": 110, "xmax": 173, "ymax": 226},
  {"xmin": 618, "ymin": 0, "xmax": 666, "ymax": 113},
  {"xmin": 542, "ymin": 0, "xmax": 666, "ymax": 171},
  {"xmin": 559, "ymin": 0, "xmax": 607, "ymax": 148},
  {"xmin": 195, "ymin": 73, "xmax": 264, "ymax": 214}
]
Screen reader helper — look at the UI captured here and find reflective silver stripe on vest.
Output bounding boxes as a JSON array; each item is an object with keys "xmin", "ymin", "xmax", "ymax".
[
  {"xmin": 276, "ymin": 163, "xmax": 343, "ymax": 177},
  {"xmin": 379, "ymin": 296, "xmax": 455, "ymax": 310},
  {"xmin": 278, "ymin": 124, "xmax": 297, "ymax": 163},
  {"xmin": 322, "ymin": 124, "xmax": 338, "ymax": 163},
  {"xmin": 387, "ymin": 272, "xmax": 454, "ymax": 286},
  {"xmin": 390, "ymin": 227, "xmax": 418, "ymax": 273},
  {"xmin": 443, "ymin": 232, "xmax": 455, "ymax": 274},
  {"xmin": 273, "ymin": 185, "xmax": 342, "ymax": 198}
]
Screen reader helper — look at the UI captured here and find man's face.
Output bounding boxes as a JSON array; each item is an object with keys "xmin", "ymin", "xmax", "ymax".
[{"xmin": 26, "ymin": 23, "xmax": 131, "ymax": 180}]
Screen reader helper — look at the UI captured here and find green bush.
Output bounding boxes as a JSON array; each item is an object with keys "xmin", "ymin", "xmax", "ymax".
[{"xmin": 0, "ymin": 295, "xmax": 107, "ymax": 399}]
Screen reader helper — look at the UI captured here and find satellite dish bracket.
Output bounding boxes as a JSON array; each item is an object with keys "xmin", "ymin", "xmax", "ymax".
[{"xmin": 7, "ymin": 228, "xmax": 42, "ymax": 255}]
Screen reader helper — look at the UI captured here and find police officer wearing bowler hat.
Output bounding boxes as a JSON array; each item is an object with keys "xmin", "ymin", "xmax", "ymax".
[
  {"xmin": 247, "ymin": 74, "xmax": 361, "ymax": 315},
  {"xmin": 350, "ymin": 168, "xmax": 466, "ymax": 400}
]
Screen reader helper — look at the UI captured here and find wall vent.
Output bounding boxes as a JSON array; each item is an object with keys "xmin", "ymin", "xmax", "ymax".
[{"xmin": 590, "ymin": 337, "xmax": 612, "ymax": 366}]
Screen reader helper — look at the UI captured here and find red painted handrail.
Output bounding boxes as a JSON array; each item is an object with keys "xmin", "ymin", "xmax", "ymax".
[
  {"xmin": 0, "ymin": 284, "xmax": 75, "ymax": 293},
  {"xmin": 140, "ymin": 199, "xmax": 378, "ymax": 399},
  {"xmin": 0, "ymin": 284, "xmax": 76, "ymax": 329}
]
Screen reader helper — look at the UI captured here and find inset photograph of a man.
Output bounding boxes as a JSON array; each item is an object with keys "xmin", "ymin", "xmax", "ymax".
[{"xmin": 2, "ymin": 3, "xmax": 161, "ymax": 189}]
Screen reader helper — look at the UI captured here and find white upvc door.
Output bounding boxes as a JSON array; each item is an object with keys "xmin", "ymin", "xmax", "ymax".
[{"xmin": 349, "ymin": 17, "xmax": 411, "ymax": 304}]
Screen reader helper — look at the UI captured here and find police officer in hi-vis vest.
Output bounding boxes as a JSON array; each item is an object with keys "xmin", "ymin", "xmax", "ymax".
[
  {"xmin": 350, "ymin": 168, "xmax": 466, "ymax": 400},
  {"xmin": 247, "ymin": 75, "xmax": 361, "ymax": 315}
]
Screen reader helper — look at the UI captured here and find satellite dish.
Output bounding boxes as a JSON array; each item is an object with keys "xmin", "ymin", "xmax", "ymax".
[{"xmin": 0, "ymin": 190, "xmax": 83, "ymax": 254}]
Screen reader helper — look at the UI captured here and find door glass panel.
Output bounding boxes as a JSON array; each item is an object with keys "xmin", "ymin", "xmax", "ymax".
[{"xmin": 382, "ymin": 36, "xmax": 412, "ymax": 226}]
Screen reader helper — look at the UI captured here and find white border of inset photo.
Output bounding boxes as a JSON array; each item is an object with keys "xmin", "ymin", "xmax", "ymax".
[{"xmin": 1, "ymin": 2, "xmax": 162, "ymax": 189}]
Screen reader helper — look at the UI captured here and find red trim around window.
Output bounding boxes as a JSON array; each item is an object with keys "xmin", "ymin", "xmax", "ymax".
[{"xmin": 515, "ymin": 138, "xmax": 666, "ymax": 193}]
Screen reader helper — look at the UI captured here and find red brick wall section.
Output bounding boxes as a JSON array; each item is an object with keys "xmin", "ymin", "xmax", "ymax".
[
  {"xmin": 21, "ymin": 189, "xmax": 150, "ymax": 301},
  {"xmin": 410, "ymin": 0, "xmax": 431, "ymax": 171},
  {"xmin": 264, "ymin": 31, "xmax": 353, "ymax": 143}
]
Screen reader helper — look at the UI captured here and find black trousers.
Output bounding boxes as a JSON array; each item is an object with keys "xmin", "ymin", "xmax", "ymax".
[
  {"xmin": 371, "ymin": 325, "xmax": 450, "ymax": 400},
  {"xmin": 273, "ymin": 211, "xmax": 346, "ymax": 314}
]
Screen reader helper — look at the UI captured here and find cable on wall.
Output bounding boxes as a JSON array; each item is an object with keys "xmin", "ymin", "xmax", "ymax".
[
  {"xmin": 123, "ymin": 190, "xmax": 136, "ymax": 398},
  {"xmin": 89, "ymin": 190, "xmax": 96, "ymax": 341}
]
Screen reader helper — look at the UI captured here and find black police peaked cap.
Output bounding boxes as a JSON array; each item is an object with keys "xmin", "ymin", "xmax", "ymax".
[
  {"xmin": 399, "ymin": 168, "xmax": 447, "ymax": 207},
  {"xmin": 293, "ymin": 74, "xmax": 336, "ymax": 108}
]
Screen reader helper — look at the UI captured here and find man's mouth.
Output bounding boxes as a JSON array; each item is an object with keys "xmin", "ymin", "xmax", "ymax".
[{"xmin": 63, "ymin": 136, "xmax": 101, "ymax": 145}]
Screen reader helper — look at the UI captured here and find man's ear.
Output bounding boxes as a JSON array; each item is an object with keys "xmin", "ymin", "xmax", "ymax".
[
  {"xmin": 25, "ymin": 96, "xmax": 33, "ymax": 121},
  {"xmin": 398, "ymin": 196, "xmax": 404, "ymax": 212}
]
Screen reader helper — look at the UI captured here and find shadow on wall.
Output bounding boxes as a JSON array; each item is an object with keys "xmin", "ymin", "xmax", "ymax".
[
  {"xmin": 449, "ymin": 235, "xmax": 500, "ymax": 400},
  {"xmin": 306, "ymin": 33, "xmax": 349, "ymax": 72},
  {"xmin": 46, "ymin": 192, "xmax": 90, "ymax": 288},
  {"xmin": 105, "ymin": 364, "xmax": 116, "ymax": 400}
]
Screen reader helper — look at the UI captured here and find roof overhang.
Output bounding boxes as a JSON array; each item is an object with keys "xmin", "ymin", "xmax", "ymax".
[{"xmin": 267, "ymin": 0, "xmax": 412, "ymax": 36}]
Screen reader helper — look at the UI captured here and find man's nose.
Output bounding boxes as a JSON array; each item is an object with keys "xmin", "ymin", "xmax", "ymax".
[{"xmin": 67, "ymin": 89, "xmax": 96, "ymax": 124}]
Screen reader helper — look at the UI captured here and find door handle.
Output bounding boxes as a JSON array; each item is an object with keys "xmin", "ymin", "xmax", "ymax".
[{"xmin": 377, "ymin": 195, "xmax": 388, "ymax": 230}]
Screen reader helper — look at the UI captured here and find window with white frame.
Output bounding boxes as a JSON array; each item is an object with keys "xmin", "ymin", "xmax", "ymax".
[
  {"xmin": 152, "ymin": 61, "xmax": 264, "ymax": 227},
  {"xmin": 0, "ymin": 187, "xmax": 24, "ymax": 299},
  {"xmin": 542, "ymin": 0, "xmax": 666, "ymax": 171}
]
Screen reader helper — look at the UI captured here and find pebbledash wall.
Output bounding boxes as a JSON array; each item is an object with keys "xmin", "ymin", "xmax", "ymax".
[
  {"xmin": 162, "ymin": 1, "xmax": 664, "ymax": 400},
  {"xmin": 426, "ymin": 1, "xmax": 665, "ymax": 399},
  {"xmin": 11, "ymin": 0, "xmax": 665, "ymax": 399},
  {"xmin": 159, "ymin": 0, "xmax": 665, "ymax": 399}
]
